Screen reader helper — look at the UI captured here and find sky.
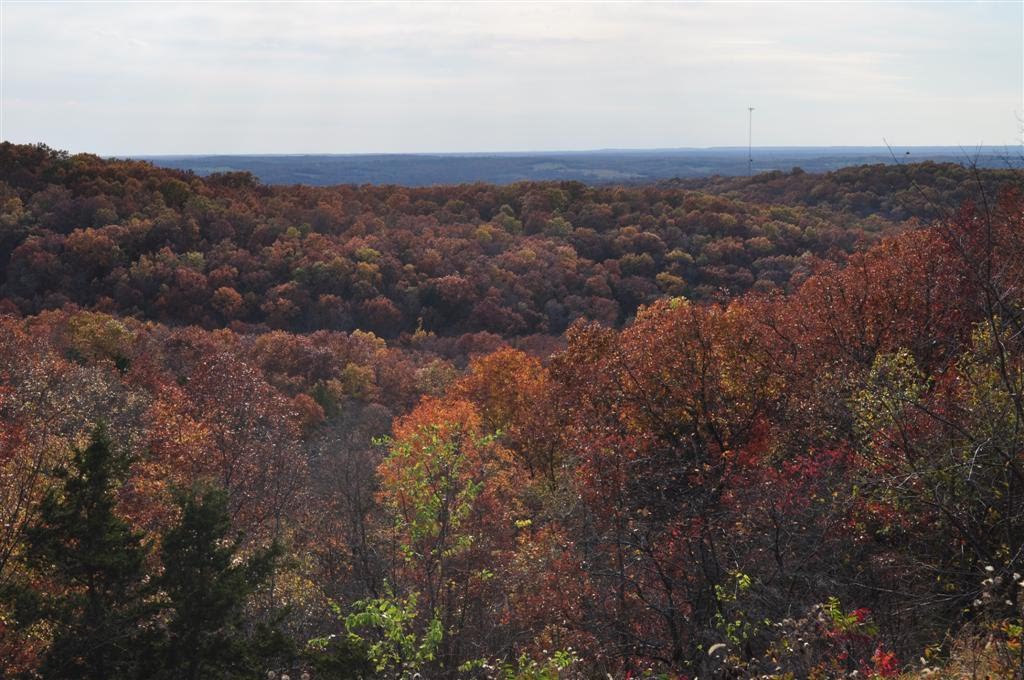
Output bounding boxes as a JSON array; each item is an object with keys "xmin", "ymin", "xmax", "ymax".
[{"xmin": 1, "ymin": 1, "xmax": 1022, "ymax": 155}]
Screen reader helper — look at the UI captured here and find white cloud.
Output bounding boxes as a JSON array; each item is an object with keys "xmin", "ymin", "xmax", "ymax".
[{"xmin": 1, "ymin": 1, "xmax": 1020, "ymax": 153}]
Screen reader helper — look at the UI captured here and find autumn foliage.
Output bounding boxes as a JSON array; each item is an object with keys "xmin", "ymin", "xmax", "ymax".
[{"xmin": 1, "ymin": 143, "xmax": 1024, "ymax": 678}]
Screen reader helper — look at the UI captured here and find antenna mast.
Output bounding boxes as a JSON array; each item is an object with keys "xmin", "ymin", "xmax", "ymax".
[{"xmin": 747, "ymin": 106, "xmax": 755, "ymax": 177}]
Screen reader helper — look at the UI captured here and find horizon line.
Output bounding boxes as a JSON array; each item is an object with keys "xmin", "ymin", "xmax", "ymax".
[{"xmin": 114, "ymin": 144, "xmax": 1018, "ymax": 159}]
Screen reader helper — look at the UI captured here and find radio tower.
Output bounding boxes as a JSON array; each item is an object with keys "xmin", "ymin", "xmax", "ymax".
[{"xmin": 747, "ymin": 106, "xmax": 755, "ymax": 177}]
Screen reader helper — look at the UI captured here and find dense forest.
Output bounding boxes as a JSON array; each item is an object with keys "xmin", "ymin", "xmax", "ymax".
[{"xmin": 2, "ymin": 142, "xmax": 1024, "ymax": 678}]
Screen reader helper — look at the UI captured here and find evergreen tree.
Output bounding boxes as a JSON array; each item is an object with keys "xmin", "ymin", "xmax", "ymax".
[
  {"xmin": 21, "ymin": 424, "xmax": 152, "ymax": 680},
  {"xmin": 152, "ymin": 485, "xmax": 288, "ymax": 680}
]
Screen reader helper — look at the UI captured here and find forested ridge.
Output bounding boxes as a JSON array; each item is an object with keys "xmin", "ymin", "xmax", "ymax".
[
  {"xmin": 0, "ymin": 143, "xmax": 942, "ymax": 336},
  {"xmin": 2, "ymin": 142, "xmax": 1024, "ymax": 678}
]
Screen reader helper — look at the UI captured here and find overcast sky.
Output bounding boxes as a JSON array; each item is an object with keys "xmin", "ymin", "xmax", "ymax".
[{"xmin": 2, "ymin": 1, "xmax": 1022, "ymax": 154}]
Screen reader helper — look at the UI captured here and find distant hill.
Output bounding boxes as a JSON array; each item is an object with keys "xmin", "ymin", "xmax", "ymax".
[
  {"xmin": 134, "ymin": 146, "xmax": 1019, "ymax": 187},
  {"xmin": 4, "ymin": 142, "xmax": 1019, "ymax": 339}
]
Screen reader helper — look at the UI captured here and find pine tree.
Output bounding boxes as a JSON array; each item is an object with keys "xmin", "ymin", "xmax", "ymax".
[
  {"xmin": 22, "ymin": 424, "xmax": 152, "ymax": 680},
  {"xmin": 152, "ymin": 485, "xmax": 288, "ymax": 680}
]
